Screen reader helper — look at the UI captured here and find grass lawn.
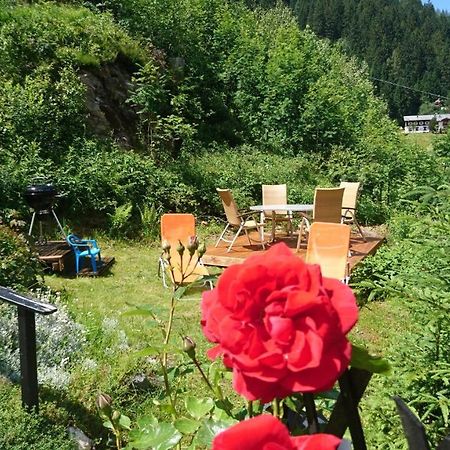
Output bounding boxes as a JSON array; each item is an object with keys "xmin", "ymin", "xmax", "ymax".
[
  {"xmin": 42, "ymin": 238, "xmax": 229, "ymax": 440},
  {"xmin": 403, "ymin": 132, "xmax": 435, "ymax": 149}
]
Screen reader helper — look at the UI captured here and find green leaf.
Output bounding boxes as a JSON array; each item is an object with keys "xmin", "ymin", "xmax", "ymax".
[
  {"xmin": 194, "ymin": 419, "xmax": 231, "ymax": 447},
  {"xmin": 136, "ymin": 346, "xmax": 163, "ymax": 357},
  {"xmin": 174, "ymin": 417, "xmax": 201, "ymax": 434},
  {"xmin": 185, "ymin": 397, "xmax": 214, "ymax": 420},
  {"xmin": 174, "ymin": 286, "xmax": 188, "ymax": 299},
  {"xmin": 350, "ymin": 344, "xmax": 391, "ymax": 375},
  {"xmin": 136, "ymin": 415, "xmax": 158, "ymax": 430},
  {"xmin": 119, "ymin": 414, "xmax": 132, "ymax": 430},
  {"xmin": 103, "ymin": 419, "xmax": 114, "ymax": 431},
  {"xmin": 128, "ymin": 421, "xmax": 182, "ymax": 450}
]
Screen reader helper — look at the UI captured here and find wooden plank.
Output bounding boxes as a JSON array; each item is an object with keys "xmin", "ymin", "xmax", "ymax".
[
  {"xmin": 77, "ymin": 256, "xmax": 115, "ymax": 277},
  {"xmin": 202, "ymin": 230, "xmax": 384, "ymax": 271},
  {"xmin": 34, "ymin": 240, "xmax": 73, "ymax": 273},
  {"xmin": 35, "ymin": 241, "xmax": 72, "ymax": 260}
]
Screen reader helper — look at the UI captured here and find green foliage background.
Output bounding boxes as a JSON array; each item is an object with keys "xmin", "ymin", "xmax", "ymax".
[{"xmin": 1, "ymin": 0, "xmax": 450, "ymax": 448}]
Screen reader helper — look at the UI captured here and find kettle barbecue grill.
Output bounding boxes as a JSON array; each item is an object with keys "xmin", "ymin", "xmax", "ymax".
[{"xmin": 24, "ymin": 183, "xmax": 66, "ymax": 240}]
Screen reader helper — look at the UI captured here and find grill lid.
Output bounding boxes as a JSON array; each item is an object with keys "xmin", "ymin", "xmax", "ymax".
[{"xmin": 24, "ymin": 184, "xmax": 58, "ymax": 211}]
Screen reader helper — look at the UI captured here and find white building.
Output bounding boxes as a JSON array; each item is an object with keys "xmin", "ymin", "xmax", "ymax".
[{"xmin": 403, "ymin": 114, "xmax": 450, "ymax": 133}]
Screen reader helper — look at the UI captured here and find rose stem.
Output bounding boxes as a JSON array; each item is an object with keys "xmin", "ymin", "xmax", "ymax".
[
  {"xmin": 272, "ymin": 398, "xmax": 280, "ymax": 418},
  {"xmin": 247, "ymin": 400, "xmax": 254, "ymax": 418}
]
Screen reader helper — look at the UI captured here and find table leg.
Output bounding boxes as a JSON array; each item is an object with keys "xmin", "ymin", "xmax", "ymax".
[{"xmin": 272, "ymin": 211, "xmax": 276, "ymax": 242}]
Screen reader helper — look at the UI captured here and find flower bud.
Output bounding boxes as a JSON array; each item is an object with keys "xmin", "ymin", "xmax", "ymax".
[
  {"xmin": 187, "ymin": 235, "xmax": 199, "ymax": 256},
  {"xmin": 183, "ymin": 336, "xmax": 196, "ymax": 359},
  {"xmin": 198, "ymin": 242, "xmax": 206, "ymax": 258},
  {"xmin": 112, "ymin": 410, "xmax": 121, "ymax": 421},
  {"xmin": 176, "ymin": 240, "xmax": 185, "ymax": 257},
  {"xmin": 96, "ymin": 393, "xmax": 112, "ymax": 410},
  {"xmin": 162, "ymin": 240, "xmax": 171, "ymax": 254}
]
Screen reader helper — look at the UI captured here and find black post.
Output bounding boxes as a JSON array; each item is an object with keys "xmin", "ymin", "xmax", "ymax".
[
  {"xmin": 338, "ymin": 370, "xmax": 367, "ymax": 450},
  {"xmin": 303, "ymin": 393, "xmax": 320, "ymax": 434},
  {"xmin": 17, "ymin": 307, "xmax": 39, "ymax": 411},
  {"xmin": 0, "ymin": 286, "xmax": 57, "ymax": 412}
]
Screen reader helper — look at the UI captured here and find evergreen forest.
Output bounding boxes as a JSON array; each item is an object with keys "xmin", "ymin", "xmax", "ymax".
[{"xmin": 276, "ymin": 0, "xmax": 450, "ymax": 121}]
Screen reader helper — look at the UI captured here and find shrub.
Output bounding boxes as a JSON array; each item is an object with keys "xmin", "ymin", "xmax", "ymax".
[
  {"xmin": 172, "ymin": 144, "xmax": 331, "ymax": 217},
  {"xmin": 0, "ymin": 381, "xmax": 75, "ymax": 450},
  {"xmin": 0, "ymin": 289, "xmax": 86, "ymax": 388},
  {"xmin": 0, "ymin": 224, "xmax": 41, "ymax": 290},
  {"xmin": 0, "ymin": 3, "xmax": 145, "ymax": 78}
]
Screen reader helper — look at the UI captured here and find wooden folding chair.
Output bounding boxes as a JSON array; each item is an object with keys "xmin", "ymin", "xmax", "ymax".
[
  {"xmin": 159, "ymin": 213, "xmax": 211, "ymax": 288},
  {"xmin": 215, "ymin": 188, "xmax": 265, "ymax": 253},
  {"xmin": 305, "ymin": 222, "xmax": 351, "ymax": 283},
  {"xmin": 296, "ymin": 187, "xmax": 345, "ymax": 251},
  {"xmin": 340, "ymin": 182, "xmax": 366, "ymax": 241},
  {"xmin": 262, "ymin": 184, "xmax": 293, "ymax": 236}
]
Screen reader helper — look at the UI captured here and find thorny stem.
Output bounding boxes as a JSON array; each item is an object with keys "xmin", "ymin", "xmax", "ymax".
[
  {"xmin": 272, "ymin": 398, "xmax": 280, "ymax": 419},
  {"xmin": 192, "ymin": 356, "xmax": 214, "ymax": 392},
  {"xmin": 161, "ymin": 293, "xmax": 177, "ymax": 418},
  {"xmin": 247, "ymin": 400, "xmax": 254, "ymax": 418},
  {"xmin": 114, "ymin": 430, "xmax": 122, "ymax": 450}
]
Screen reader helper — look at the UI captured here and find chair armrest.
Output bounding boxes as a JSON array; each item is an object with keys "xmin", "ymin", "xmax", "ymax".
[
  {"xmin": 238, "ymin": 210, "xmax": 256, "ymax": 219},
  {"xmin": 84, "ymin": 239, "xmax": 99, "ymax": 248},
  {"xmin": 342, "ymin": 208, "xmax": 355, "ymax": 220}
]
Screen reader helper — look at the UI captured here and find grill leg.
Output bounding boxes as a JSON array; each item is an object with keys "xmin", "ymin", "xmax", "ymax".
[
  {"xmin": 28, "ymin": 212, "xmax": 37, "ymax": 236},
  {"xmin": 51, "ymin": 209, "xmax": 66, "ymax": 239}
]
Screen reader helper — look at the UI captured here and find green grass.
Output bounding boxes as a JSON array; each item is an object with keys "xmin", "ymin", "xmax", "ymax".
[
  {"xmin": 42, "ymin": 238, "xmax": 227, "ymax": 444},
  {"xmin": 403, "ymin": 132, "xmax": 434, "ymax": 150}
]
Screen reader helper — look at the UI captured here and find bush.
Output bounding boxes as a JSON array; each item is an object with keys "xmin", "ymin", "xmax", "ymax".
[
  {"xmin": 0, "ymin": 288, "xmax": 86, "ymax": 388},
  {"xmin": 0, "ymin": 224, "xmax": 41, "ymax": 290},
  {"xmin": 0, "ymin": 380, "xmax": 75, "ymax": 450},
  {"xmin": 172, "ymin": 144, "xmax": 331, "ymax": 217}
]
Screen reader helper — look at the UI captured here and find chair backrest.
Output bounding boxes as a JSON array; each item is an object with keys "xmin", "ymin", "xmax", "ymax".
[
  {"xmin": 67, "ymin": 234, "xmax": 84, "ymax": 254},
  {"xmin": 340, "ymin": 181, "xmax": 360, "ymax": 211},
  {"xmin": 216, "ymin": 189, "xmax": 242, "ymax": 227},
  {"xmin": 306, "ymin": 222, "xmax": 351, "ymax": 280},
  {"xmin": 160, "ymin": 213, "xmax": 207, "ymax": 284},
  {"xmin": 313, "ymin": 187, "xmax": 345, "ymax": 223},
  {"xmin": 262, "ymin": 184, "xmax": 287, "ymax": 216},
  {"xmin": 161, "ymin": 213, "xmax": 195, "ymax": 245}
]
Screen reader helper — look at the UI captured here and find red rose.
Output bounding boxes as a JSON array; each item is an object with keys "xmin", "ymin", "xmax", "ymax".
[
  {"xmin": 212, "ymin": 414, "xmax": 341, "ymax": 450},
  {"xmin": 201, "ymin": 242, "xmax": 358, "ymax": 402}
]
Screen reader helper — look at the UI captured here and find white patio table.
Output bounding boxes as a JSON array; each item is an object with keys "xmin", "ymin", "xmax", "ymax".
[{"xmin": 250, "ymin": 204, "xmax": 313, "ymax": 242}]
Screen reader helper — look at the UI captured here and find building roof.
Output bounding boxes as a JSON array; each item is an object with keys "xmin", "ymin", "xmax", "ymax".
[{"xmin": 404, "ymin": 114, "xmax": 450, "ymax": 121}]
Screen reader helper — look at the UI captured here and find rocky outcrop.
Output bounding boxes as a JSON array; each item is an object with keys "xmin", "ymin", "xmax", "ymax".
[{"xmin": 80, "ymin": 55, "xmax": 139, "ymax": 148}]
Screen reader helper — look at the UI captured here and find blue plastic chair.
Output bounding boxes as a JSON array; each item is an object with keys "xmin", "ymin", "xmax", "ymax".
[{"xmin": 67, "ymin": 234, "xmax": 102, "ymax": 274}]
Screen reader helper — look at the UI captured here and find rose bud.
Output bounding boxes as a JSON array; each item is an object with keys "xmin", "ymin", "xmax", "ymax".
[
  {"xmin": 162, "ymin": 240, "xmax": 171, "ymax": 253},
  {"xmin": 187, "ymin": 236, "xmax": 199, "ymax": 256},
  {"xmin": 176, "ymin": 240, "xmax": 185, "ymax": 257},
  {"xmin": 96, "ymin": 393, "xmax": 112, "ymax": 410},
  {"xmin": 183, "ymin": 336, "xmax": 197, "ymax": 359},
  {"xmin": 198, "ymin": 242, "xmax": 206, "ymax": 258}
]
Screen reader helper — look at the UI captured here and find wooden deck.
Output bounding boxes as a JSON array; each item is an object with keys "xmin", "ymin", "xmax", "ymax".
[
  {"xmin": 34, "ymin": 240, "xmax": 115, "ymax": 276},
  {"xmin": 35, "ymin": 240, "xmax": 73, "ymax": 272},
  {"xmin": 202, "ymin": 230, "xmax": 384, "ymax": 271}
]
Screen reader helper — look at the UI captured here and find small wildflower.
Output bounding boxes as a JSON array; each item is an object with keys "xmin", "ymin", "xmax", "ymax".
[
  {"xmin": 176, "ymin": 240, "xmax": 185, "ymax": 257},
  {"xmin": 162, "ymin": 240, "xmax": 171, "ymax": 253}
]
